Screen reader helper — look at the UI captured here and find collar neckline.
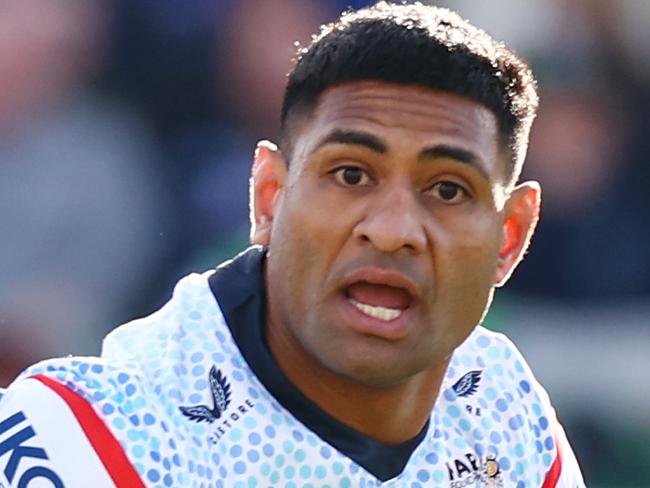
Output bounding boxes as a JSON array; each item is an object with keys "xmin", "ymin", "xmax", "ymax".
[{"xmin": 208, "ymin": 247, "xmax": 429, "ymax": 481}]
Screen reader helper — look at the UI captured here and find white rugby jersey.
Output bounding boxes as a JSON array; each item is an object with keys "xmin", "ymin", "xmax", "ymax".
[{"xmin": 0, "ymin": 247, "xmax": 584, "ymax": 487}]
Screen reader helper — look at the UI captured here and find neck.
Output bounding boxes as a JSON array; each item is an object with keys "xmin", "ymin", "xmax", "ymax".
[{"xmin": 265, "ymin": 317, "xmax": 449, "ymax": 445}]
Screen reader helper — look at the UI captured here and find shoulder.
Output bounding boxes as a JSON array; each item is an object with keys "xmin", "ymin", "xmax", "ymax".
[
  {"xmin": 8, "ymin": 270, "xmax": 227, "ymax": 418},
  {"xmin": 102, "ymin": 269, "xmax": 223, "ymax": 364},
  {"xmin": 0, "ymin": 270, "xmax": 228, "ymax": 487},
  {"xmin": 0, "ymin": 357, "xmax": 145, "ymax": 487},
  {"xmin": 449, "ymin": 326, "xmax": 557, "ymax": 452},
  {"xmin": 453, "ymin": 325, "xmax": 544, "ymax": 396},
  {"xmin": 439, "ymin": 326, "xmax": 585, "ymax": 486}
]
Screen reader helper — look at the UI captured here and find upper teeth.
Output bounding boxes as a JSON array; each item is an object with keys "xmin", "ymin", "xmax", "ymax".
[{"xmin": 349, "ymin": 299, "xmax": 403, "ymax": 321}]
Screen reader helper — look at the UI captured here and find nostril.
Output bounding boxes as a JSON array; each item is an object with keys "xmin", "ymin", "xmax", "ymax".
[{"xmin": 353, "ymin": 206, "xmax": 427, "ymax": 254}]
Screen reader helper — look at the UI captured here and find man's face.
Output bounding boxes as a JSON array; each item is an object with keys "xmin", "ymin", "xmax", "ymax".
[{"xmin": 257, "ymin": 81, "xmax": 530, "ymax": 387}]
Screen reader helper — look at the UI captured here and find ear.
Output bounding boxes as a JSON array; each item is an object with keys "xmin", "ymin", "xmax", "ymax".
[
  {"xmin": 494, "ymin": 181, "xmax": 541, "ymax": 287},
  {"xmin": 249, "ymin": 140, "xmax": 287, "ymax": 246}
]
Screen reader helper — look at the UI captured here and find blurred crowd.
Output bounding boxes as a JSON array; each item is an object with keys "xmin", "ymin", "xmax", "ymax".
[{"xmin": 1, "ymin": 1, "xmax": 649, "ymax": 485}]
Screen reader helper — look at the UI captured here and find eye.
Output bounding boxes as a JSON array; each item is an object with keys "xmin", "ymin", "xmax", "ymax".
[
  {"xmin": 427, "ymin": 181, "xmax": 469, "ymax": 204},
  {"xmin": 332, "ymin": 166, "xmax": 372, "ymax": 187}
]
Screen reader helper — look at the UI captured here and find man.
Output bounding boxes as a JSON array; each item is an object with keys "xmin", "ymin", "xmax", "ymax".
[{"xmin": 0, "ymin": 2, "xmax": 585, "ymax": 486}]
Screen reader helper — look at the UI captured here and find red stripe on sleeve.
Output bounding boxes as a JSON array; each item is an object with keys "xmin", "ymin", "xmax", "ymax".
[
  {"xmin": 31, "ymin": 374, "xmax": 145, "ymax": 488},
  {"xmin": 541, "ymin": 432, "xmax": 563, "ymax": 488}
]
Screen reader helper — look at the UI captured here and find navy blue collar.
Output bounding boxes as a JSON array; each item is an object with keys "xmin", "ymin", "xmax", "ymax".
[{"xmin": 208, "ymin": 246, "xmax": 428, "ymax": 481}]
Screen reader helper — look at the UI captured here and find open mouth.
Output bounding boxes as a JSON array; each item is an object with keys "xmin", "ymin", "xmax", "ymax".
[
  {"xmin": 348, "ymin": 298, "xmax": 404, "ymax": 321},
  {"xmin": 337, "ymin": 267, "xmax": 419, "ymax": 340},
  {"xmin": 343, "ymin": 278, "xmax": 415, "ymax": 323}
]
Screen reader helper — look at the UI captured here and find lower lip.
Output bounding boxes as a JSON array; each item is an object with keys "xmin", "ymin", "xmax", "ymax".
[{"xmin": 337, "ymin": 294, "xmax": 413, "ymax": 341}]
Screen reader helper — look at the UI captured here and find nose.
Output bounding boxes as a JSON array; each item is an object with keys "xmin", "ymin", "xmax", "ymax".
[{"xmin": 353, "ymin": 183, "xmax": 427, "ymax": 254}]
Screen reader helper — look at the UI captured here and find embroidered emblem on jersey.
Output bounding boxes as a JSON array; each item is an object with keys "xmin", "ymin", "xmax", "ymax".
[
  {"xmin": 452, "ymin": 370, "xmax": 482, "ymax": 398},
  {"xmin": 485, "ymin": 457, "xmax": 501, "ymax": 480},
  {"xmin": 180, "ymin": 366, "xmax": 231, "ymax": 423},
  {"xmin": 483, "ymin": 456, "xmax": 504, "ymax": 487},
  {"xmin": 447, "ymin": 453, "xmax": 503, "ymax": 488}
]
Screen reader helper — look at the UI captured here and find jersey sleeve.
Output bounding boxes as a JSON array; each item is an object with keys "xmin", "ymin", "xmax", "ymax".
[
  {"xmin": 547, "ymin": 417, "xmax": 586, "ymax": 488},
  {"xmin": 0, "ymin": 374, "xmax": 145, "ymax": 487},
  {"xmin": 504, "ymin": 337, "xmax": 586, "ymax": 488}
]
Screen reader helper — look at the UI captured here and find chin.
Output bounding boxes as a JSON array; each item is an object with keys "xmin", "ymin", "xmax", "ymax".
[{"xmin": 330, "ymin": 353, "xmax": 426, "ymax": 389}]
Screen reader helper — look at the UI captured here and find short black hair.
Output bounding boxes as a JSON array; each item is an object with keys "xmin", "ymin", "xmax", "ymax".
[{"xmin": 280, "ymin": 1, "xmax": 538, "ymax": 185}]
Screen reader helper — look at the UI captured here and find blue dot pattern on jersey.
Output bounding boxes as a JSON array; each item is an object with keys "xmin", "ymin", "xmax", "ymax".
[{"xmin": 26, "ymin": 272, "xmax": 555, "ymax": 487}]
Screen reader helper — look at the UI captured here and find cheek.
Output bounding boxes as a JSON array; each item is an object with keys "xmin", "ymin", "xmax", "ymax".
[
  {"xmin": 269, "ymin": 188, "xmax": 341, "ymax": 304},
  {"xmin": 446, "ymin": 245, "xmax": 499, "ymax": 304},
  {"xmin": 433, "ymin": 211, "xmax": 502, "ymax": 294},
  {"xmin": 280, "ymin": 193, "xmax": 330, "ymax": 259},
  {"xmin": 429, "ymin": 224, "xmax": 500, "ymax": 348},
  {"xmin": 436, "ymin": 207, "xmax": 502, "ymax": 259},
  {"xmin": 282, "ymin": 183, "xmax": 356, "ymax": 259}
]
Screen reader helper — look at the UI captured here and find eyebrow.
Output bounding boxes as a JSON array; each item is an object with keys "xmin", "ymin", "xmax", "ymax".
[
  {"xmin": 314, "ymin": 129, "xmax": 387, "ymax": 154},
  {"xmin": 419, "ymin": 145, "xmax": 488, "ymax": 178},
  {"xmin": 314, "ymin": 129, "xmax": 489, "ymax": 178}
]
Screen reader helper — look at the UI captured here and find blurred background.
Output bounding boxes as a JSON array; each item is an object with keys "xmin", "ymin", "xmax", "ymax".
[{"xmin": 0, "ymin": 0, "xmax": 648, "ymax": 485}]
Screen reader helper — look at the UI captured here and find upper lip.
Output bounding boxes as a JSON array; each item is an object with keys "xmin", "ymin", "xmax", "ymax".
[{"xmin": 341, "ymin": 266, "xmax": 421, "ymax": 303}]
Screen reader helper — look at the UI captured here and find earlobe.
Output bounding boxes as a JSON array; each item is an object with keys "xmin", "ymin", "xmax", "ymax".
[
  {"xmin": 494, "ymin": 182, "xmax": 541, "ymax": 286},
  {"xmin": 249, "ymin": 140, "xmax": 286, "ymax": 246}
]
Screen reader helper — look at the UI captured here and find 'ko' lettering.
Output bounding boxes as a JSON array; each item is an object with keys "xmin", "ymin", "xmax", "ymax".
[{"xmin": 0, "ymin": 412, "xmax": 64, "ymax": 487}]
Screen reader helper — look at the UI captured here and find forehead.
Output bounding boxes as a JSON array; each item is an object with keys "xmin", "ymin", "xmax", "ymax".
[{"xmin": 292, "ymin": 81, "xmax": 502, "ymax": 175}]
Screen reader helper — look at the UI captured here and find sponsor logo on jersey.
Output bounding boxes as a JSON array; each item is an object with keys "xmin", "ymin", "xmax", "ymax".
[
  {"xmin": 178, "ymin": 365, "xmax": 255, "ymax": 446},
  {"xmin": 0, "ymin": 411, "xmax": 64, "ymax": 488},
  {"xmin": 446, "ymin": 452, "xmax": 503, "ymax": 488},
  {"xmin": 180, "ymin": 366, "xmax": 232, "ymax": 423},
  {"xmin": 452, "ymin": 370, "xmax": 482, "ymax": 398},
  {"xmin": 452, "ymin": 370, "xmax": 483, "ymax": 417}
]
